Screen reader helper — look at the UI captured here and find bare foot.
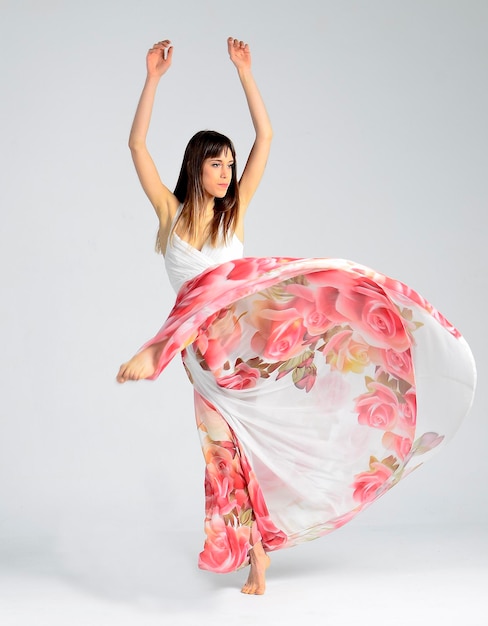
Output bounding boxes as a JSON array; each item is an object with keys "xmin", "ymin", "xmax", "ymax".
[
  {"xmin": 116, "ymin": 343, "xmax": 164, "ymax": 383},
  {"xmin": 241, "ymin": 541, "xmax": 270, "ymax": 595}
]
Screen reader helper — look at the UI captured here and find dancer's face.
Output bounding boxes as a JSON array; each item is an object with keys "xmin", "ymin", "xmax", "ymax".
[{"xmin": 201, "ymin": 148, "xmax": 234, "ymax": 198}]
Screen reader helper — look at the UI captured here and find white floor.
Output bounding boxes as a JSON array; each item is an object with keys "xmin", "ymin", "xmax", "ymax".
[{"xmin": 1, "ymin": 525, "xmax": 487, "ymax": 626}]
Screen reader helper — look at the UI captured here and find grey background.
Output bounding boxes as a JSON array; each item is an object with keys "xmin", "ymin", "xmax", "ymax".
[{"xmin": 0, "ymin": 0, "xmax": 486, "ymax": 603}]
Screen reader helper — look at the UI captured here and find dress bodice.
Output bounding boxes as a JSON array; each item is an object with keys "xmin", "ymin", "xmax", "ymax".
[{"xmin": 164, "ymin": 207, "xmax": 244, "ymax": 292}]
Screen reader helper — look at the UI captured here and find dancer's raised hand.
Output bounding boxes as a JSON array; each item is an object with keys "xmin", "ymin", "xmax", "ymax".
[
  {"xmin": 146, "ymin": 39, "xmax": 173, "ymax": 78},
  {"xmin": 227, "ymin": 37, "xmax": 251, "ymax": 71}
]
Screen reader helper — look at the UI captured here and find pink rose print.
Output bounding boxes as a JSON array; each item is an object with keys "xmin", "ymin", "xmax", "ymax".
[
  {"xmin": 250, "ymin": 300, "xmax": 308, "ymax": 362},
  {"xmin": 285, "ymin": 283, "xmax": 337, "ymax": 335},
  {"xmin": 186, "ymin": 261, "xmax": 237, "ymax": 292},
  {"xmin": 352, "ymin": 460, "xmax": 393, "ymax": 504},
  {"xmin": 173, "ymin": 262, "xmax": 234, "ymax": 312},
  {"xmin": 141, "ymin": 255, "xmax": 466, "ymax": 383},
  {"xmin": 216, "ymin": 361, "xmax": 261, "ymax": 390},
  {"xmin": 227, "ymin": 257, "xmax": 286, "ymax": 281},
  {"xmin": 323, "ymin": 329, "xmax": 371, "ymax": 374},
  {"xmin": 130, "ymin": 255, "xmax": 472, "ymax": 568},
  {"xmin": 306, "ymin": 268, "xmax": 359, "ymax": 292},
  {"xmin": 379, "ymin": 348, "xmax": 414, "ymax": 385},
  {"xmin": 195, "ymin": 306, "xmax": 242, "ymax": 371},
  {"xmin": 382, "ymin": 431, "xmax": 413, "ymax": 460},
  {"xmin": 199, "ymin": 514, "xmax": 251, "ymax": 573},
  {"xmin": 304, "ymin": 309, "xmax": 332, "ymax": 336},
  {"xmin": 398, "ymin": 388, "xmax": 417, "ymax": 434},
  {"xmin": 299, "ymin": 271, "xmax": 365, "ymax": 328},
  {"xmin": 355, "ymin": 382, "xmax": 401, "ymax": 430},
  {"xmin": 370, "ymin": 272, "xmax": 461, "ymax": 338},
  {"xmin": 374, "ymin": 275, "xmax": 429, "ymax": 307},
  {"xmin": 357, "ymin": 297, "xmax": 409, "ymax": 351},
  {"xmin": 204, "ymin": 442, "xmax": 246, "ymax": 516},
  {"xmin": 303, "ymin": 272, "xmax": 412, "ymax": 351}
]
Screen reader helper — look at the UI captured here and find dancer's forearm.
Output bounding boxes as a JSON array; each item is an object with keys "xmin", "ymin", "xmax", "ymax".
[
  {"xmin": 128, "ymin": 75, "xmax": 161, "ymax": 151},
  {"xmin": 237, "ymin": 68, "xmax": 273, "ymax": 142}
]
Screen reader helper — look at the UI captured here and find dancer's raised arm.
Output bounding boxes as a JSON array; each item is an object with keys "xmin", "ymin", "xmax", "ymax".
[
  {"xmin": 129, "ymin": 40, "xmax": 178, "ymax": 232},
  {"xmin": 227, "ymin": 37, "xmax": 273, "ymax": 216}
]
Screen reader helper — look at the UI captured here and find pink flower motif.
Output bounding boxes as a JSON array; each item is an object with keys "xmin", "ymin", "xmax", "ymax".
[
  {"xmin": 302, "ymin": 272, "xmax": 412, "ymax": 351},
  {"xmin": 139, "ymin": 256, "xmax": 466, "ymax": 384},
  {"xmin": 372, "ymin": 273, "xmax": 463, "ymax": 339},
  {"xmin": 293, "ymin": 365, "xmax": 316, "ymax": 393},
  {"xmin": 175, "ymin": 262, "xmax": 234, "ymax": 309},
  {"xmin": 306, "ymin": 268, "xmax": 359, "ymax": 292},
  {"xmin": 204, "ymin": 443, "xmax": 240, "ymax": 516},
  {"xmin": 357, "ymin": 297, "xmax": 410, "ymax": 351},
  {"xmin": 379, "ymin": 348, "xmax": 415, "ymax": 385},
  {"xmin": 372, "ymin": 275, "xmax": 430, "ymax": 310},
  {"xmin": 382, "ymin": 431, "xmax": 413, "ymax": 460},
  {"xmin": 250, "ymin": 300, "xmax": 307, "ymax": 362},
  {"xmin": 285, "ymin": 283, "xmax": 337, "ymax": 335},
  {"xmin": 304, "ymin": 309, "xmax": 332, "ymax": 335},
  {"xmin": 255, "ymin": 513, "xmax": 289, "ymax": 551},
  {"xmin": 144, "ymin": 259, "xmax": 429, "ymax": 383},
  {"xmin": 352, "ymin": 461, "xmax": 393, "ymax": 504},
  {"xmin": 302, "ymin": 271, "xmax": 364, "ymax": 328},
  {"xmin": 323, "ymin": 329, "xmax": 371, "ymax": 374},
  {"xmin": 226, "ymin": 257, "xmax": 284, "ymax": 281},
  {"xmin": 195, "ymin": 306, "xmax": 242, "ymax": 372},
  {"xmin": 198, "ymin": 514, "xmax": 251, "ymax": 573},
  {"xmin": 355, "ymin": 382, "xmax": 401, "ymax": 430},
  {"xmin": 216, "ymin": 361, "xmax": 261, "ymax": 390},
  {"xmin": 239, "ymin": 452, "xmax": 288, "ymax": 551},
  {"xmin": 189, "ymin": 261, "xmax": 237, "ymax": 289},
  {"xmin": 412, "ymin": 432, "xmax": 445, "ymax": 455},
  {"xmin": 399, "ymin": 388, "xmax": 417, "ymax": 434}
]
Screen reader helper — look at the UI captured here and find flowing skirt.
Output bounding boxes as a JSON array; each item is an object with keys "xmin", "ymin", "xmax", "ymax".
[{"xmin": 142, "ymin": 257, "xmax": 476, "ymax": 573}]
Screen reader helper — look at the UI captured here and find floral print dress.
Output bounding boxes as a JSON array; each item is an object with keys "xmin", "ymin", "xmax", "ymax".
[{"xmin": 142, "ymin": 231, "xmax": 476, "ymax": 574}]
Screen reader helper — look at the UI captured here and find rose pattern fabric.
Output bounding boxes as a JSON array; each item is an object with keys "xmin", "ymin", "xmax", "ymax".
[
  {"xmin": 194, "ymin": 391, "xmax": 287, "ymax": 572},
  {"xmin": 140, "ymin": 257, "xmax": 476, "ymax": 572}
]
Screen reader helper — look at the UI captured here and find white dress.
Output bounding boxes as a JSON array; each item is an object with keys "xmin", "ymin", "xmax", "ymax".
[
  {"xmin": 164, "ymin": 206, "xmax": 243, "ymax": 292},
  {"xmin": 141, "ymin": 211, "xmax": 477, "ymax": 574}
]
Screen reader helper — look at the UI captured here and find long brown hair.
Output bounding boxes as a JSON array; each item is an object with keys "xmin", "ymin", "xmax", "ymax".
[{"xmin": 157, "ymin": 130, "xmax": 240, "ymax": 253}]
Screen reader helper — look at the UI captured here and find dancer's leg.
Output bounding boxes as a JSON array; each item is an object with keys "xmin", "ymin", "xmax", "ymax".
[
  {"xmin": 194, "ymin": 391, "xmax": 272, "ymax": 593},
  {"xmin": 241, "ymin": 539, "xmax": 270, "ymax": 595}
]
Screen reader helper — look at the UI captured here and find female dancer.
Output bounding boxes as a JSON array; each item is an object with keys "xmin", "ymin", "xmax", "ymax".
[
  {"xmin": 117, "ymin": 38, "xmax": 476, "ymax": 596},
  {"xmin": 117, "ymin": 37, "xmax": 273, "ymax": 594}
]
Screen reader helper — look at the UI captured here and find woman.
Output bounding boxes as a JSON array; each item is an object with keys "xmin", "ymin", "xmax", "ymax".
[
  {"xmin": 118, "ymin": 37, "xmax": 273, "ymax": 594},
  {"xmin": 117, "ymin": 38, "xmax": 476, "ymax": 595}
]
